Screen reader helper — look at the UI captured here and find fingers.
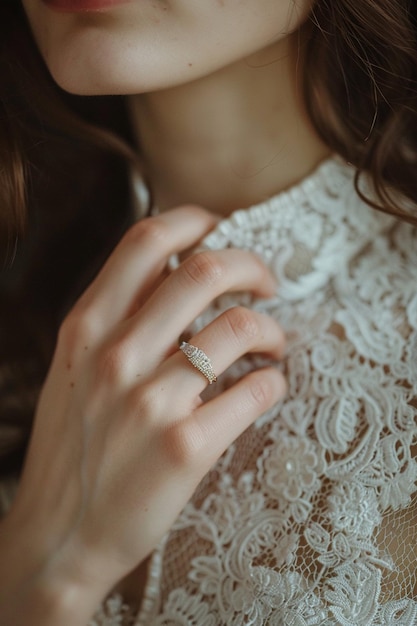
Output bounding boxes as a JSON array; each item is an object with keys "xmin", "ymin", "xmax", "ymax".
[
  {"xmin": 153, "ymin": 307, "xmax": 285, "ymax": 403},
  {"xmin": 65, "ymin": 204, "xmax": 278, "ymax": 371},
  {"xmin": 72, "ymin": 206, "xmax": 217, "ymax": 333},
  {"xmin": 126, "ymin": 249, "xmax": 277, "ymax": 361},
  {"xmin": 179, "ymin": 367, "xmax": 286, "ymax": 469}
]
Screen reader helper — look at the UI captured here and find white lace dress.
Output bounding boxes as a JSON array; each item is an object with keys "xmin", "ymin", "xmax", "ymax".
[{"xmin": 83, "ymin": 158, "xmax": 417, "ymax": 624}]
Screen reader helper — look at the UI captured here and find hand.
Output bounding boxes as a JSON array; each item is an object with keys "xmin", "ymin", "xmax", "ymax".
[{"xmin": 0, "ymin": 205, "xmax": 286, "ymax": 624}]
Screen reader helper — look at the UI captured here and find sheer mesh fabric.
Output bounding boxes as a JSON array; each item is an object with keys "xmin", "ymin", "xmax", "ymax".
[{"xmin": 24, "ymin": 157, "xmax": 417, "ymax": 625}]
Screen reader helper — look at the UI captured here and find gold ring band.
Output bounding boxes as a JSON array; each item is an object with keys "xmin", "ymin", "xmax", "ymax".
[{"xmin": 180, "ymin": 341, "xmax": 217, "ymax": 384}]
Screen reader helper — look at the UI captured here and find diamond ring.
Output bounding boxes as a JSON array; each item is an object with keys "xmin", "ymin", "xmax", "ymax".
[{"xmin": 179, "ymin": 341, "xmax": 217, "ymax": 385}]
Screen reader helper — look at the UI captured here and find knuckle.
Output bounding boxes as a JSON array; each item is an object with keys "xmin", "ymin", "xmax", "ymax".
[
  {"xmin": 128, "ymin": 382, "xmax": 165, "ymax": 423},
  {"xmin": 57, "ymin": 307, "xmax": 97, "ymax": 356},
  {"xmin": 247, "ymin": 374, "xmax": 276, "ymax": 410},
  {"xmin": 125, "ymin": 217, "xmax": 169, "ymax": 247},
  {"xmin": 94, "ymin": 341, "xmax": 129, "ymax": 385},
  {"xmin": 223, "ymin": 307, "xmax": 260, "ymax": 345},
  {"xmin": 161, "ymin": 421, "xmax": 205, "ymax": 468},
  {"xmin": 181, "ymin": 252, "xmax": 225, "ymax": 288}
]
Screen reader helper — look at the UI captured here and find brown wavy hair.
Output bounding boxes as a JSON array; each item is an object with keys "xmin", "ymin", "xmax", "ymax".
[{"xmin": 0, "ymin": 0, "xmax": 416, "ymax": 475}]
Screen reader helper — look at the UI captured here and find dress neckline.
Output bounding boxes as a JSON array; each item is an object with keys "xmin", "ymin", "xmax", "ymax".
[
  {"xmin": 197, "ymin": 156, "xmax": 394, "ymax": 301},
  {"xmin": 132, "ymin": 155, "xmax": 343, "ymax": 221}
]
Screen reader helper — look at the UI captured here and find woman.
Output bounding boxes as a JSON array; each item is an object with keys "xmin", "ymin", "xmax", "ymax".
[{"xmin": 0, "ymin": 0, "xmax": 416, "ymax": 624}]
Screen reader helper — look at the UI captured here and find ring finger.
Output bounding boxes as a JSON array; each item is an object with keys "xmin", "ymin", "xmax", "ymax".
[{"xmin": 154, "ymin": 306, "xmax": 285, "ymax": 406}]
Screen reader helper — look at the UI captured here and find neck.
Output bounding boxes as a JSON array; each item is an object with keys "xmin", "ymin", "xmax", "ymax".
[{"xmin": 128, "ymin": 32, "xmax": 330, "ymax": 216}]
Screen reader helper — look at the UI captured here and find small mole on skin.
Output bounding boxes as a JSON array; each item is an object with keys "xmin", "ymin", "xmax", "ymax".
[
  {"xmin": 84, "ymin": 346, "xmax": 89, "ymax": 351},
  {"xmin": 188, "ymin": 63, "xmax": 193, "ymax": 67},
  {"xmin": 66, "ymin": 363, "xmax": 71, "ymax": 370},
  {"xmin": 70, "ymin": 382, "xmax": 75, "ymax": 388}
]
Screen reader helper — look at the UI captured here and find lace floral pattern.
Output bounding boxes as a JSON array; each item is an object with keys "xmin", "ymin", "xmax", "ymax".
[
  {"xmin": 89, "ymin": 594, "xmax": 136, "ymax": 626},
  {"xmin": 94, "ymin": 158, "xmax": 417, "ymax": 625}
]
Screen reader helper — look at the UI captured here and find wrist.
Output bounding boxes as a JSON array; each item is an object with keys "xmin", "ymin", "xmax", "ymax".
[{"xmin": 0, "ymin": 515, "xmax": 109, "ymax": 626}]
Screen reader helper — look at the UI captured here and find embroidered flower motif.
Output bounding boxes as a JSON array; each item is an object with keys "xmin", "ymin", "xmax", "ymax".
[
  {"xmin": 154, "ymin": 589, "xmax": 217, "ymax": 626},
  {"xmin": 272, "ymin": 530, "xmax": 299, "ymax": 568},
  {"xmin": 194, "ymin": 470, "xmax": 266, "ymax": 547},
  {"xmin": 327, "ymin": 482, "xmax": 380, "ymax": 538},
  {"xmin": 226, "ymin": 568, "xmax": 310, "ymax": 625},
  {"xmin": 229, "ymin": 577, "xmax": 274, "ymax": 624},
  {"xmin": 259, "ymin": 435, "xmax": 325, "ymax": 522}
]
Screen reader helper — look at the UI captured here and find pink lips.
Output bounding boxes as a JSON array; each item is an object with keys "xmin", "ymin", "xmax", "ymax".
[{"xmin": 41, "ymin": 0, "xmax": 131, "ymax": 12}]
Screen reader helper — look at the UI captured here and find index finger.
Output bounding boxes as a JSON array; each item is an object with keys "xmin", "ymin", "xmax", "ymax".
[{"xmin": 73, "ymin": 205, "xmax": 218, "ymax": 334}]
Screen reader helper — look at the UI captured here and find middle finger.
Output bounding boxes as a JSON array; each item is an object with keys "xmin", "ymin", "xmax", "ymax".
[{"xmin": 126, "ymin": 248, "xmax": 277, "ymax": 361}]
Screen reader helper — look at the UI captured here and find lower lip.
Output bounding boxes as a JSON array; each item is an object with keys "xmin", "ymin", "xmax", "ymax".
[{"xmin": 42, "ymin": 0, "xmax": 131, "ymax": 12}]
